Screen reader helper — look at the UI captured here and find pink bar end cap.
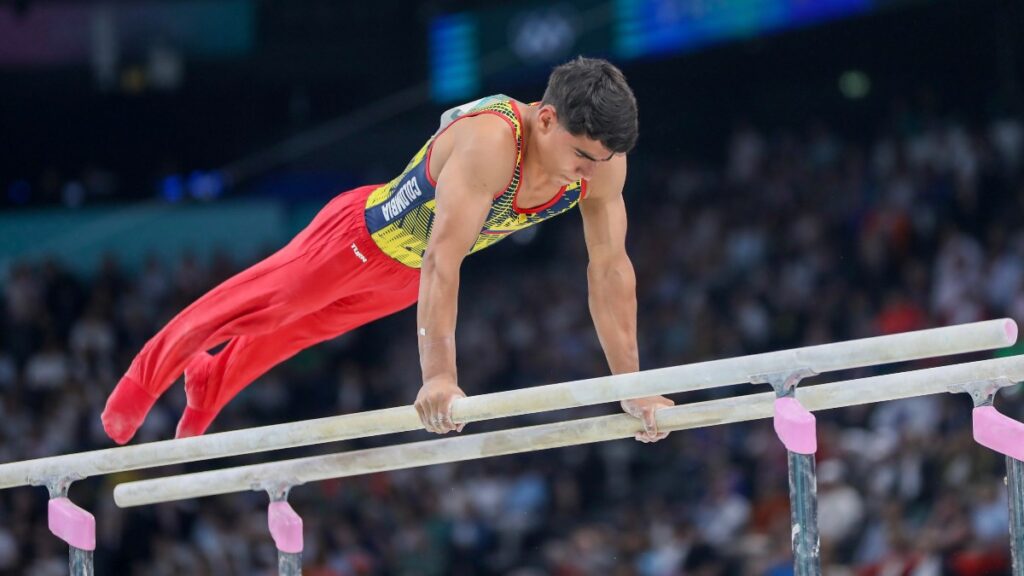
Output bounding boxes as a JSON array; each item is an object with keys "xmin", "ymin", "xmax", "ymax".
[
  {"xmin": 48, "ymin": 498, "xmax": 96, "ymax": 551},
  {"xmin": 268, "ymin": 501, "xmax": 303, "ymax": 554},
  {"xmin": 973, "ymin": 406, "xmax": 1024, "ymax": 461},
  {"xmin": 773, "ymin": 397, "xmax": 818, "ymax": 455}
]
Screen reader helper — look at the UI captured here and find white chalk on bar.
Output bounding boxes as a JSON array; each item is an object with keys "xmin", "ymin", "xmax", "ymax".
[
  {"xmin": 113, "ymin": 355, "xmax": 1024, "ymax": 507},
  {"xmin": 0, "ymin": 318, "xmax": 1014, "ymax": 490}
]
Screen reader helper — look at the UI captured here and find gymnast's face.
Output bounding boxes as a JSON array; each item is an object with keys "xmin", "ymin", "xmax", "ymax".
[{"xmin": 533, "ymin": 105, "xmax": 616, "ymax": 184}]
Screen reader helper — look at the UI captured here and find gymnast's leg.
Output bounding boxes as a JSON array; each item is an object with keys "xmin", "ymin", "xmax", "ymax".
[
  {"xmin": 176, "ymin": 282, "xmax": 419, "ymax": 438},
  {"xmin": 101, "ymin": 186, "xmax": 382, "ymax": 444}
]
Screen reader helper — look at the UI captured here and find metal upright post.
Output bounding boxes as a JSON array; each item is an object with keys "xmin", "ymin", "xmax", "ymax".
[
  {"xmin": 265, "ymin": 484, "xmax": 303, "ymax": 576},
  {"xmin": 44, "ymin": 476, "xmax": 95, "ymax": 576},
  {"xmin": 950, "ymin": 378, "xmax": 1024, "ymax": 575},
  {"xmin": 1010, "ymin": 456, "xmax": 1024, "ymax": 576},
  {"xmin": 753, "ymin": 368, "xmax": 820, "ymax": 576}
]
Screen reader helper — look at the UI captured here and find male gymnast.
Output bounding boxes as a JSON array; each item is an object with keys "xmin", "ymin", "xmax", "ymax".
[{"xmin": 101, "ymin": 56, "xmax": 675, "ymax": 445}]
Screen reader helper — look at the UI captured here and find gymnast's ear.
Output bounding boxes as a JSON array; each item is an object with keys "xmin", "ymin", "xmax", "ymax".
[{"xmin": 536, "ymin": 105, "xmax": 559, "ymax": 133}]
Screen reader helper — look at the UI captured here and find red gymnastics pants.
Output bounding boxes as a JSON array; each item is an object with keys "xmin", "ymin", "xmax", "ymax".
[{"xmin": 101, "ymin": 185, "xmax": 420, "ymax": 444}]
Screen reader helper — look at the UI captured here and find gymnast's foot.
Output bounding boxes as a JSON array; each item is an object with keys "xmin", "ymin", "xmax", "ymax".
[
  {"xmin": 176, "ymin": 352, "xmax": 220, "ymax": 439},
  {"xmin": 101, "ymin": 373, "xmax": 159, "ymax": 445}
]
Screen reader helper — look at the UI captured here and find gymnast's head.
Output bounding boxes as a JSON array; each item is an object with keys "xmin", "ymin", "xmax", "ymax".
[{"xmin": 531, "ymin": 56, "xmax": 638, "ymax": 183}]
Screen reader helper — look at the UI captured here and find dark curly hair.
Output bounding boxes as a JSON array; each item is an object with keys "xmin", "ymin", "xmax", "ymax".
[{"xmin": 541, "ymin": 56, "xmax": 639, "ymax": 154}]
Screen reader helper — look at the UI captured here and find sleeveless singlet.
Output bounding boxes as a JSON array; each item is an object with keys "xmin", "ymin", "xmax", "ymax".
[{"xmin": 363, "ymin": 94, "xmax": 587, "ymax": 269}]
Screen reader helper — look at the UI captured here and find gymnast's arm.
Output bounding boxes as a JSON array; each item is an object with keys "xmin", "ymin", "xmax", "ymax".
[
  {"xmin": 415, "ymin": 116, "xmax": 515, "ymax": 434},
  {"xmin": 579, "ymin": 157, "xmax": 674, "ymax": 443}
]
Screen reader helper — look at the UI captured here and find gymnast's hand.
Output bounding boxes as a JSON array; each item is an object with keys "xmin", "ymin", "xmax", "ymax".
[
  {"xmin": 415, "ymin": 379, "xmax": 467, "ymax": 434},
  {"xmin": 621, "ymin": 396, "xmax": 675, "ymax": 443}
]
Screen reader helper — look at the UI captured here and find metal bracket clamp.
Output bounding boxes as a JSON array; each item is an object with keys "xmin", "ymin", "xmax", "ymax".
[
  {"xmin": 752, "ymin": 368, "xmax": 818, "ymax": 455},
  {"xmin": 948, "ymin": 377, "xmax": 1017, "ymax": 408},
  {"xmin": 949, "ymin": 377, "xmax": 1024, "ymax": 463},
  {"xmin": 46, "ymin": 477, "xmax": 93, "ymax": 537},
  {"xmin": 262, "ymin": 482, "xmax": 294, "ymax": 503},
  {"xmin": 751, "ymin": 367, "xmax": 818, "ymax": 398},
  {"xmin": 28, "ymin": 471, "xmax": 85, "ymax": 492}
]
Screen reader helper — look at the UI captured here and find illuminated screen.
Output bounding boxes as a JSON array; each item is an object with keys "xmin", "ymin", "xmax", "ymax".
[
  {"xmin": 428, "ymin": 0, "xmax": 608, "ymax": 103},
  {"xmin": 430, "ymin": 14, "xmax": 480, "ymax": 103},
  {"xmin": 615, "ymin": 0, "xmax": 873, "ymax": 58},
  {"xmin": 428, "ymin": 0, "xmax": 919, "ymax": 101}
]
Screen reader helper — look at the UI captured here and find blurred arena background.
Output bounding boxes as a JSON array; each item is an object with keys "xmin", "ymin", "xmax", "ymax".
[{"xmin": 1, "ymin": 0, "xmax": 1024, "ymax": 574}]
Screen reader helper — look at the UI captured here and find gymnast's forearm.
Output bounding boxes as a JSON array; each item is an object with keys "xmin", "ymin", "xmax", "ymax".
[
  {"xmin": 417, "ymin": 253, "xmax": 460, "ymax": 386},
  {"xmin": 587, "ymin": 257, "xmax": 640, "ymax": 375}
]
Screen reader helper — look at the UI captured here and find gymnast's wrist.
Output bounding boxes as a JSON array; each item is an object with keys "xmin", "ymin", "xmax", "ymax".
[{"xmin": 420, "ymin": 374, "xmax": 458, "ymax": 389}]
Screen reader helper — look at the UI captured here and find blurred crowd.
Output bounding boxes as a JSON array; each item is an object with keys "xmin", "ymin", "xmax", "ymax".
[{"xmin": 1, "ymin": 107, "xmax": 1023, "ymax": 576}]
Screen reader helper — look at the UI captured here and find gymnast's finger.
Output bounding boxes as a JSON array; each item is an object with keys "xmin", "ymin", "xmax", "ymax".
[
  {"xmin": 643, "ymin": 406, "xmax": 659, "ymax": 437},
  {"xmin": 414, "ymin": 400, "xmax": 432, "ymax": 433}
]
